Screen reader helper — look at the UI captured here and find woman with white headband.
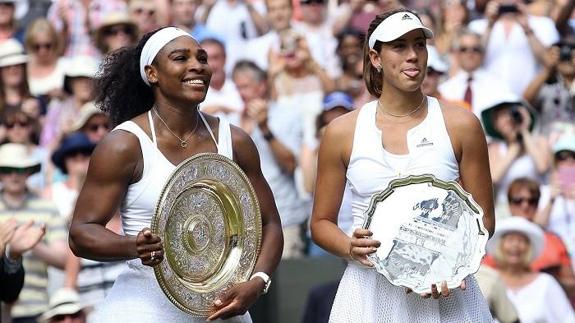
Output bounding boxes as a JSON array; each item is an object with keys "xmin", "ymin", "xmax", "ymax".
[
  {"xmin": 310, "ymin": 9, "xmax": 495, "ymax": 322},
  {"xmin": 68, "ymin": 27, "xmax": 283, "ymax": 322}
]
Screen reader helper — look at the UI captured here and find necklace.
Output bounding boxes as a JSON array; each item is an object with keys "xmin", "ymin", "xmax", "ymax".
[
  {"xmin": 152, "ymin": 107, "xmax": 199, "ymax": 148},
  {"xmin": 378, "ymin": 96, "xmax": 426, "ymax": 118}
]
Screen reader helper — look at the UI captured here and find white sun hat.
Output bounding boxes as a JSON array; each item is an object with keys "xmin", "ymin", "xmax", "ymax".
[
  {"xmin": 39, "ymin": 288, "xmax": 93, "ymax": 323},
  {"xmin": 0, "ymin": 38, "xmax": 27, "ymax": 68},
  {"xmin": 0, "ymin": 143, "xmax": 41, "ymax": 171},
  {"xmin": 486, "ymin": 216, "xmax": 545, "ymax": 262},
  {"xmin": 368, "ymin": 11, "xmax": 434, "ymax": 49}
]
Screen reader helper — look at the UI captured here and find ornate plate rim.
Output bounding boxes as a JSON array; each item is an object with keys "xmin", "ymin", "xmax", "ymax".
[
  {"xmin": 361, "ymin": 174, "xmax": 488, "ymax": 293},
  {"xmin": 151, "ymin": 152, "xmax": 262, "ymax": 316}
]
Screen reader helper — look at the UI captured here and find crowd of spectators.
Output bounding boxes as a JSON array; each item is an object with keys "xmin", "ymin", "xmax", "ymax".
[{"xmin": 0, "ymin": 0, "xmax": 575, "ymax": 321}]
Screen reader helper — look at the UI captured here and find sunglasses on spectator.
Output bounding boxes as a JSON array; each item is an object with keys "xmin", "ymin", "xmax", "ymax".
[
  {"xmin": 133, "ymin": 8, "xmax": 155, "ymax": 16},
  {"xmin": 556, "ymin": 151, "xmax": 575, "ymax": 162},
  {"xmin": 52, "ymin": 311, "xmax": 84, "ymax": 322},
  {"xmin": 0, "ymin": 3, "xmax": 15, "ymax": 8},
  {"xmin": 85, "ymin": 122, "xmax": 110, "ymax": 132},
  {"xmin": 459, "ymin": 46, "xmax": 482, "ymax": 54},
  {"xmin": 6, "ymin": 121, "xmax": 29, "ymax": 129},
  {"xmin": 0, "ymin": 167, "xmax": 30, "ymax": 175},
  {"xmin": 509, "ymin": 197, "xmax": 538, "ymax": 206},
  {"xmin": 32, "ymin": 42, "xmax": 53, "ymax": 52},
  {"xmin": 104, "ymin": 25, "xmax": 133, "ymax": 37}
]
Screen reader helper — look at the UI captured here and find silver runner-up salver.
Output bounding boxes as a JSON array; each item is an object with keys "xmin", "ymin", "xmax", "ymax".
[
  {"xmin": 151, "ymin": 153, "xmax": 262, "ymax": 317},
  {"xmin": 362, "ymin": 174, "xmax": 488, "ymax": 294}
]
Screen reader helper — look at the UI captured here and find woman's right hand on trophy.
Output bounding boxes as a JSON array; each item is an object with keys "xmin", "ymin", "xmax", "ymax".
[
  {"xmin": 136, "ymin": 228, "xmax": 163, "ymax": 267},
  {"xmin": 348, "ymin": 228, "xmax": 380, "ymax": 267}
]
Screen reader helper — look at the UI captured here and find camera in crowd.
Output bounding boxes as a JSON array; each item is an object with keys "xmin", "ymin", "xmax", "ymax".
[
  {"xmin": 509, "ymin": 105, "xmax": 523, "ymax": 125},
  {"xmin": 559, "ymin": 44, "xmax": 575, "ymax": 62},
  {"xmin": 498, "ymin": 4, "xmax": 519, "ymax": 15}
]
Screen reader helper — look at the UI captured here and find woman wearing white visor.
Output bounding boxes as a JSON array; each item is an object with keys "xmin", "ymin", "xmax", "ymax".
[{"xmin": 310, "ymin": 9, "xmax": 495, "ymax": 322}]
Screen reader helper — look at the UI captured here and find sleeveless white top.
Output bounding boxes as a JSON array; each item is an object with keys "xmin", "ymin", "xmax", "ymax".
[
  {"xmin": 115, "ymin": 111, "xmax": 233, "ymax": 236},
  {"xmin": 94, "ymin": 112, "xmax": 251, "ymax": 323},
  {"xmin": 330, "ymin": 98, "xmax": 492, "ymax": 323},
  {"xmin": 346, "ymin": 97, "xmax": 459, "ymax": 231}
]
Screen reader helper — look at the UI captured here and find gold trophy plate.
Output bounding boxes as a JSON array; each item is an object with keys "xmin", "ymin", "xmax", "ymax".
[{"xmin": 151, "ymin": 153, "xmax": 262, "ymax": 317}]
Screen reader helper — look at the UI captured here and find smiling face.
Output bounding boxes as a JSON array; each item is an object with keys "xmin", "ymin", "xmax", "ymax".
[
  {"xmin": 499, "ymin": 232, "xmax": 532, "ymax": 268},
  {"xmin": 146, "ymin": 36, "xmax": 212, "ymax": 106},
  {"xmin": 370, "ymin": 29, "xmax": 428, "ymax": 93}
]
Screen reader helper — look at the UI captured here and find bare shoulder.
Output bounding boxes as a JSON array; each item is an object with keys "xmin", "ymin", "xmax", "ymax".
[
  {"xmin": 440, "ymin": 101, "xmax": 484, "ymax": 137},
  {"xmin": 323, "ymin": 108, "xmax": 360, "ymax": 140},
  {"xmin": 229, "ymin": 124, "xmax": 261, "ymax": 168},
  {"xmin": 89, "ymin": 128, "xmax": 142, "ymax": 182}
]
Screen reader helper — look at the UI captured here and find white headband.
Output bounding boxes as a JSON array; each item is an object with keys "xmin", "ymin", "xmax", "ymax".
[
  {"xmin": 368, "ymin": 12, "xmax": 433, "ymax": 49},
  {"xmin": 139, "ymin": 27, "xmax": 194, "ymax": 86}
]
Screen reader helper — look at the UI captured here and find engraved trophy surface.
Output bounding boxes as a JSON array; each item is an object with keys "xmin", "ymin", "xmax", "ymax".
[
  {"xmin": 152, "ymin": 153, "xmax": 262, "ymax": 316},
  {"xmin": 362, "ymin": 174, "xmax": 487, "ymax": 294}
]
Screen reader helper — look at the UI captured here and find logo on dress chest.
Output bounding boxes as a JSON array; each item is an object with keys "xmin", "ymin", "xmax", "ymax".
[{"xmin": 416, "ymin": 137, "xmax": 434, "ymax": 148}]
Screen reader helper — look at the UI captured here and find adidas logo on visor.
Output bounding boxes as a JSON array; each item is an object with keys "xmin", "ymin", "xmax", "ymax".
[{"xmin": 402, "ymin": 14, "xmax": 412, "ymax": 20}]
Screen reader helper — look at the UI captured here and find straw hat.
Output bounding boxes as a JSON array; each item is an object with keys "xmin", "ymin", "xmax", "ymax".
[
  {"xmin": 69, "ymin": 101, "xmax": 105, "ymax": 133},
  {"xmin": 39, "ymin": 288, "xmax": 92, "ymax": 323},
  {"xmin": 0, "ymin": 38, "xmax": 27, "ymax": 68},
  {"xmin": 486, "ymin": 216, "xmax": 545, "ymax": 263},
  {"xmin": 0, "ymin": 143, "xmax": 41, "ymax": 173}
]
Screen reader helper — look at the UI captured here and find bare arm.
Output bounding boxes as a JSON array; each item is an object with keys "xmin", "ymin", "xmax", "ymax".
[
  {"xmin": 554, "ymin": 0, "xmax": 575, "ymax": 35},
  {"xmin": 245, "ymin": 2, "xmax": 269, "ymax": 36},
  {"xmin": 523, "ymin": 46, "xmax": 559, "ymax": 106},
  {"xmin": 32, "ymin": 240, "xmax": 68, "ymax": 269},
  {"xmin": 64, "ymin": 250, "xmax": 81, "ymax": 289},
  {"xmin": 250, "ymin": 99, "xmax": 298, "ymax": 174},
  {"xmin": 488, "ymin": 141, "xmax": 521, "ymax": 185},
  {"xmin": 68, "ymin": 131, "xmax": 141, "ymax": 261},
  {"xmin": 445, "ymin": 105, "xmax": 496, "ymax": 236},
  {"xmin": 208, "ymin": 127, "xmax": 283, "ymax": 320}
]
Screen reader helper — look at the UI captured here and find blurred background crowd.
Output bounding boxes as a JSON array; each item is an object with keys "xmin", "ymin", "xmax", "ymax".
[{"xmin": 0, "ymin": 0, "xmax": 575, "ymax": 322}]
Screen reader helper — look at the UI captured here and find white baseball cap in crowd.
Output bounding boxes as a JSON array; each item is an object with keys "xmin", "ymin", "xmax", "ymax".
[{"xmin": 368, "ymin": 11, "xmax": 434, "ymax": 49}]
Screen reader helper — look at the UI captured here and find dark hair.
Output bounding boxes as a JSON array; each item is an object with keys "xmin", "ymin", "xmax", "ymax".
[
  {"xmin": 363, "ymin": 8, "xmax": 421, "ymax": 97},
  {"xmin": 336, "ymin": 27, "xmax": 365, "ymax": 52},
  {"xmin": 507, "ymin": 177, "xmax": 541, "ymax": 203},
  {"xmin": 94, "ymin": 29, "xmax": 160, "ymax": 126},
  {"xmin": 232, "ymin": 60, "xmax": 268, "ymax": 83}
]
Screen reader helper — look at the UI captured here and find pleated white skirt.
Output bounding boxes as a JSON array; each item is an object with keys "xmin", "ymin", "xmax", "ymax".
[
  {"xmin": 329, "ymin": 263, "xmax": 493, "ymax": 323},
  {"xmin": 93, "ymin": 259, "xmax": 252, "ymax": 323}
]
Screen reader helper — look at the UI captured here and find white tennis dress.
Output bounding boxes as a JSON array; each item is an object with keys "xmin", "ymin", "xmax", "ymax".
[
  {"xmin": 93, "ymin": 112, "xmax": 251, "ymax": 323},
  {"xmin": 329, "ymin": 98, "xmax": 492, "ymax": 322}
]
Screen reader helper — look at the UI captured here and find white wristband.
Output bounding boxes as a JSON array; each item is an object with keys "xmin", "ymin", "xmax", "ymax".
[{"xmin": 250, "ymin": 272, "xmax": 271, "ymax": 294}]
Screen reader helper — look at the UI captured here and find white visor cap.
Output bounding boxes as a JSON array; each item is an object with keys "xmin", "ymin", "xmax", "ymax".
[{"xmin": 368, "ymin": 12, "xmax": 434, "ymax": 49}]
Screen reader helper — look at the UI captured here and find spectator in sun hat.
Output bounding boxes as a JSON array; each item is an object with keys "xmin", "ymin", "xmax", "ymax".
[
  {"xmin": 41, "ymin": 55, "xmax": 98, "ymax": 152},
  {"xmin": 0, "ymin": 38, "xmax": 42, "ymax": 118},
  {"xmin": 487, "ymin": 216, "xmax": 575, "ymax": 323},
  {"xmin": 536, "ymin": 134, "xmax": 575, "ymax": 267},
  {"xmin": 93, "ymin": 11, "xmax": 138, "ymax": 56},
  {"xmin": 46, "ymin": 132, "xmax": 95, "ymax": 224},
  {"xmin": 478, "ymin": 91, "xmax": 550, "ymax": 218},
  {"xmin": 2, "ymin": 109, "xmax": 48, "ymax": 194},
  {"xmin": 51, "ymin": 132, "xmax": 95, "ymax": 177},
  {"xmin": 421, "ymin": 46, "xmax": 448, "ymax": 101},
  {"xmin": 68, "ymin": 101, "xmax": 110, "ymax": 144},
  {"xmin": 0, "ymin": 143, "xmax": 67, "ymax": 322},
  {"xmin": 39, "ymin": 288, "xmax": 92, "ymax": 323},
  {"xmin": 301, "ymin": 90, "xmax": 355, "ymax": 257}
]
